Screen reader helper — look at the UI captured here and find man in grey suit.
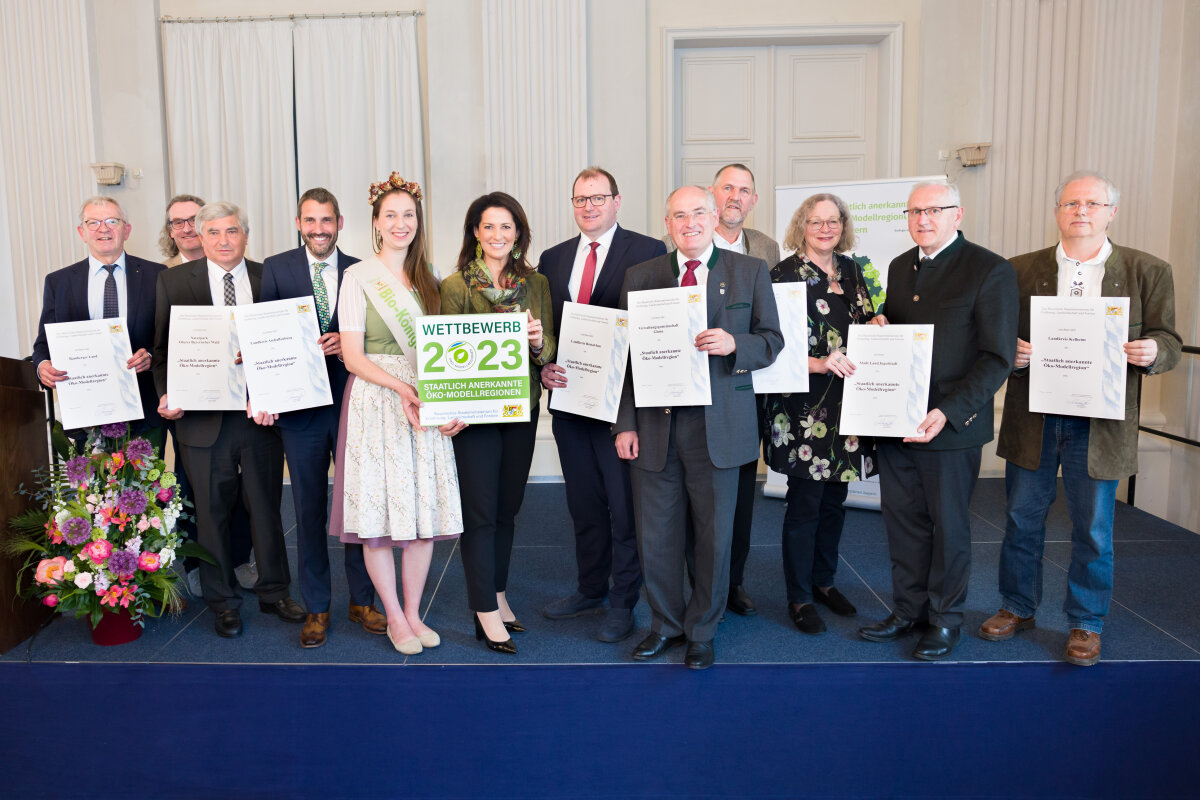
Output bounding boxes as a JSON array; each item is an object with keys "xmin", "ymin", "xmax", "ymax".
[
  {"xmin": 664, "ymin": 163, "xmax": 780, "ymax": 616},
  {"xmin": 616, "ymin": 185, "xmax": 783, "ymax": 669}
]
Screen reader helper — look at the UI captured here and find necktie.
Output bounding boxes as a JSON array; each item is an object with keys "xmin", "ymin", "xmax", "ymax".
[
  {"xmin": 312, "ymin": 262, "xmax": 331, "ymax": 332},
  {"xmin": 681, "ymin": 259, "xmax": 700, "ymax": 287},
  {"xmin": 576, "ymin": 242, "xmax": 600, "ymax": 305},
  {"xmin": 101, "ymin": 265, "xmax": 119, "ymax": 318},
  {"xmin": 223, "ymin": 272, "xmax": 236, "ymax": 306}
]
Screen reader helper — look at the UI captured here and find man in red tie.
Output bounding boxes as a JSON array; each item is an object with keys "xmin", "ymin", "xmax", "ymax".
[{"xmin": 537, "ymin": 167, "xmax": 666, "ymax": 643}]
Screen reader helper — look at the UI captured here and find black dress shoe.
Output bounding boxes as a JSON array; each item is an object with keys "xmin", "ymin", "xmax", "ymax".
[
  {"xmin": 631, "ymin": 632, "xmax": 686, "ymax": 661},
  {"xmin": 814, "ymin": 586, "xmax": 858, "ymax": 617},
  {"xmin": 215, "ymin": 609, "xmax": 243, "ymax": 638},
  {"xmin": 858, "ymin": 612, "xmax": 918, "ymax": 642},
  {"xmin": 503, "ymin": 618, "xmax": 527, "ymax": 634},
  {"xmin": 726, "ymin": 585, "xmax": 758, "ymax": 616},
  {"xmin": 788, "ymin": 603, "xmax": 826, "ymax": 635},
  {"xmin": 684, "ymin": 640, "xmax": 715, "ymax": 670},
  {"xmin": 474, "ymin": 615, "xmax": 517, "ymax": 655},
  {"xmin": 913, "ymin": 625, "xmax": 961, "ymax": 661},
  {"xmin": 259, "ymin": 596, "xmax": 306, "ymax": 623}
]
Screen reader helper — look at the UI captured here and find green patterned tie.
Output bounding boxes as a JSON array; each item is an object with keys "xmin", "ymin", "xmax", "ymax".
[{"xmin": 312, "ymin": 262, "xmax": 331, "ymax": 333}]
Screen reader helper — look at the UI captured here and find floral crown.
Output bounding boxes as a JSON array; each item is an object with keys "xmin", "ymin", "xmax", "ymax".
[{"xmin": 368, "ymin": 172, "xmax": 423, "ymax": 205}]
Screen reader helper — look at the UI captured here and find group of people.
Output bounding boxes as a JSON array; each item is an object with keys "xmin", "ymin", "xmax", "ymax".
[{"xmin": 30, "ymin": 162, "xmax": 1180, "ymax": 669}]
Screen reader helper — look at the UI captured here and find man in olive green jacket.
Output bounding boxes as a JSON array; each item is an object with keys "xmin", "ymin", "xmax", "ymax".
[{"xmin": 982, "ymin": 171, "xmax": 1181, "ymax": 667}]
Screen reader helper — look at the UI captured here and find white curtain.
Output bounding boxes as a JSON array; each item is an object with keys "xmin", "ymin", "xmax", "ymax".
[
  {"xmin": 293, "ymin": 15, "xmax": 425, "ymax": 263},
  {"xmin": 0, "ymin": 0, "xmax": 94, "ymax": 358},
  {"xmin": 162, "ymin": 20, "xmax": 297, "ymax": 261}
]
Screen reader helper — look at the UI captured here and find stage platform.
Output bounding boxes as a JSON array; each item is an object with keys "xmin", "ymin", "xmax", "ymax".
[{"xmin": 3, "ymin": 479, "xmax": 1197, "ymax": 799}]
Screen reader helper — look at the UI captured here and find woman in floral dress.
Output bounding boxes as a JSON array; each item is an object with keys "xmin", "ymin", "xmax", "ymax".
[{"xmin": 761, "ymin": 193, "xmax": 877, "ymax": 635}]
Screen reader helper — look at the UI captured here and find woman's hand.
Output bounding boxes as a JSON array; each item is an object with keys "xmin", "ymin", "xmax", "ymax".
[
  {"xmin": 812, "ymin": 351, "xmax": 856, "ymax": 379},
  {"xmin": 527, "ymin": 309, "xmax": 544, "ymax": 350},
  {"xmin": 438, "ymin": 419, "xmax": 468, "ymax": 437},
  {"xmin": 395, "ymin": 380, "xmax": 425, "ymax": 431}
]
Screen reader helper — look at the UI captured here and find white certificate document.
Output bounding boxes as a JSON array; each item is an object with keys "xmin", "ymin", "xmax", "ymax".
[
  {"xmin": 548, "ymin": 301, "xmax": 630, "ymax": 423},
  {"xmin": 1029, "ymin": 296, "xmax": 1129, "ymax": 420},
  {"xmin": 44, "ymin": 318, "xmax": 143, "ymax": 429},
  {"xmin": 627, "ymin": 285, "xmax": 711, "ymax": 407},
  {"xmin": 840, "ymin": 324, "xmax": 934, "ymax": 437},
  {"xmin": 234, "ymin": 297, "xmax": 333, "ymax": 415},
  {"xmin": 167, "ymin": 306, "xmax": 246, "ymax": 410},
  {"xmin": 752, "ymin": 283, "xmax": 809, "ymax": 394}
]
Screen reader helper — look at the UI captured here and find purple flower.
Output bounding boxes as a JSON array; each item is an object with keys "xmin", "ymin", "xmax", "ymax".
[
  {"xmin": 100, "ymin": 422, "xmax": 128, "ymax": 439},
  {"xmin": 117, "ymin": 488, "xmax": 148, "ymax": 516},
  {"xmin": 65, "ymin": 456, "xmax": 92, "ymax": 486},
  {"xmin": 106, "ymin": 549, "xmax": 138, "ymax": 577},
  {"xmin": 124, "ymin": 438, "xmax": 154, "ymax": 461},
  {"xmin": 62, "ymin": 516, "xmax": 92, "ymax": 546}
]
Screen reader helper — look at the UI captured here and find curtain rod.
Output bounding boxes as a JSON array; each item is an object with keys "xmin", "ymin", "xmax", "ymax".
[{"xmin": 160, "ymin": 10, "xmax": 422, "ymax": 23}]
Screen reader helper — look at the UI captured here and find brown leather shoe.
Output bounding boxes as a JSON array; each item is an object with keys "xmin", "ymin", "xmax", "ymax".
[
  {"xmin": 300, "ymin": 612, "xmax": 330, "ymax": 648},
  {"xmin": 1065, "ymin": 629, "xmax": 1101, "ymax": 666},
  {"xmin": 348, "ymin": 603, "xmax": 387, "ymax": 635},
  {"xmin": 978, "ymin": 609, "xmax": 1035, "ymax": 641}
]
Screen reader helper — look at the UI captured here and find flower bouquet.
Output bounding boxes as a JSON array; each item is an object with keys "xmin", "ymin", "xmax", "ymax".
[{"xmin": 7, "ymin": 422, "xmax": 211, "ymax": 634}]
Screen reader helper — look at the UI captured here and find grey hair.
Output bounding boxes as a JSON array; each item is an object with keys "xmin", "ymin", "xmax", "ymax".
[
  {"xmin": 195, "ymin": 201, "xmax": 250, "ymax": 237},
  {"xmin": 78, "ymin": 195, "xmax": 126, "ymax": 223},
  {"xmin": 665, "ymin": 185, "xmax": 717, "ymax": 216},
  {"xmin": 1055, "ymin": 170, "xmax": 1120, "ymax": 206},
  {"xmin": 712, "ymin": 163, "xmax": 756, "ymax": 191},
  {"xmin": 908, "ymin": 181, "xmax": 961, "ymax": 207}
]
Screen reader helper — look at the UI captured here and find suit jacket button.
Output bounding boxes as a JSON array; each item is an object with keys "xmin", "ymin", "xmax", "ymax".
[
  {"xmin": 913, "ymin": 294, "xmax": 920, "ymax": 302},
  {"xmin": 665, "ymin": 409, "xmax": 671, "ymax": 415}
]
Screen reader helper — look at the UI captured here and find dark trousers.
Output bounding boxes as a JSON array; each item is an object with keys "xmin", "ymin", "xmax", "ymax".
[
  {"xmin": 277, "ymin": 413, "xmax": 373, "ymax": 614},
  {"xmin": 551, "ymin": 414, "xmax": 641, "ymax": 608},
  {"xmin": 632, "ymin": 407, "xmax": 737, "ymax": 643},
  {"xmin": 686, "ymin": 459, "xmax": 757, "ymax": 590},
  {"xmin": 170, "ymin": 420, "xmax": 253, "ymax": 571},
  {"xmin": 782, "ymin": 477, "xmax": 849, "ymax": 605},
  {"xmin": 181, "ymin": 412, "xmax": 290, "ymax": 613},
  {"xmin": 453, "ymin": 405, "xmax": 539, "ymax": 613},
  {"xmin": 878, "ymin": 442, "xmax": 981, "ymax": 629}
]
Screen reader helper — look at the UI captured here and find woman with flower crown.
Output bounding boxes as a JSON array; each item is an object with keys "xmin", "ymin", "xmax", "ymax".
[
  {"xmin": 329, "ymin": 174, "xmax": 464, "ymax": 655},
  {"xmin": 441, "ymin": 192, "xmax": 555, "ymax": 655}
]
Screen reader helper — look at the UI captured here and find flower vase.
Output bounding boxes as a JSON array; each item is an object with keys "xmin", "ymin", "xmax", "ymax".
[{"xmin": 90, "ymin": 609, "xmax": 143, "ymax": 646}]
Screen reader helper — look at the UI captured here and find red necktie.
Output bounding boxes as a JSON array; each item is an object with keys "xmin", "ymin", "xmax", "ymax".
[
  {"xmin": 577, "ymin": 241, "xmax": 600, "ymax": 304},
  {"xmin": 681, "ymin": 259, "xmax": 700, "ymax": 287}
]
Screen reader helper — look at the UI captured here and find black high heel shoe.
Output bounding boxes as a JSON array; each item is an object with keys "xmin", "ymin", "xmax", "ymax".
[
  {"xmin": 503, "ymin": 618, "xmax": 527, "ymax": 634},
  {"xmin": 474, "ymin": 615, "xmax": 517, "ymax": 655}
]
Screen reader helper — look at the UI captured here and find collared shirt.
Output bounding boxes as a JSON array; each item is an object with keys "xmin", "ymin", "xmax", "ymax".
[
  {"xmin": 675, "ymin": 242, "xmax": 716, "ymax": 287},
  {"xmin": 1055, "ymin": 238, "xmax": 1112, "ymax": 298},
  {"xmin": 712, "ymin": 228, "xmax": 746, "ymax": 255},
  {"xmin": 918, "ymin": 235, "xmax": 958, "ymax": 263},
  {"xmin": 207, "ymin": 260, "xmax": 252, "ymax": 306},
  {"xmin": 308, "ymin": 248, "xmax": 339, "ymax": 314},
  {"xmin": 568, "ymin": 224, "xmax": 618, "ymax": 301},
  {"xmin": 87, "ymin": 252, "xmax": 129, "ymax": 320}
]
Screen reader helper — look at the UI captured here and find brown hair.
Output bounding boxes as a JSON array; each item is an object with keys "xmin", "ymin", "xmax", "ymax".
[
  {"xmin": 782, "ymin": 193, "xmax": 856, "ymax": 254},
  {"xmin": 573, "ymin": 166, "xmax": 619, "ymax": 197},
  {"xmin": 372, "ymin": 187, "xmax": 440, "ymax": 314},
  {"xmin": 297, "ymin": 187, "xmax": 341, "ymax": 220},
  {"xmin": 455, "ymin": 192, "xmax": 534, "ymax": 283}
]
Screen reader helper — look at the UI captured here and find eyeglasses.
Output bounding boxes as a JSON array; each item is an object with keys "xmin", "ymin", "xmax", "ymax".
[
  {"xmin": 1056, "ymin": 201, "xmax": 1114, "ymax": 213},
  {"xmin": 670, "ymin": 209, "xmax": 712, "ymax": 223},
  {"xmin": 571, "ymin": 194, "xmax": 613, "ymax": 208},
  {"xmin": 82, "ymin": 217, "xmax": 124, "ymax": 230},
  {"xmin": 902, "ymin": 206, "xmax": 958, "ymax": 219},
  {"xmin": 806, "ymin": 218, "xmax": 843, "ymax": 231},
  {"xmin": 168, "ymin": 216, "xmax": 197, "ymax": 230}
]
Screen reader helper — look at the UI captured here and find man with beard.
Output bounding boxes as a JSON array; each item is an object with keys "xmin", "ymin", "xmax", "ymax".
[
  {"xmin": 159, "ymin": 194, "xmax": 206, "ymax": 266},
  {"xmin": 259, "ymin": 188, "xmax": 385, "ymax": 648}
]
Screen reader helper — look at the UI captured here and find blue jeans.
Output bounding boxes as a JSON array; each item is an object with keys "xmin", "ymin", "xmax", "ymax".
[{"xmin": 1000, "ymin": 415, "xmax": 1118, "ymax": 634}]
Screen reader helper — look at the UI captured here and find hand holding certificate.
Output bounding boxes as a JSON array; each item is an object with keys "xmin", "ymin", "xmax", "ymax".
[
  {"xmin": 167, "ymin": 306, "xmax": 246, "ymax": 410},
  {"xmin": 839, "ymin": 324, "xmax": 934, "ymax": 437},
  {"xmin": 627, "ymin": 285, "xmax": 711, "ymax": 407},
  {"xmin": 234, "ymin": 296, "xmax": 333, "ymax": 415},
  {"xmin": 548, "ymin": 301, "xmax": 629, "ymax": 423},
  {"xmin": 44, "ymin": 319, "xmax": 144, "ymax": 429},
  {"xmin": 1029, "ymin": 296, "xmax": 1128, "ymax": 420}
]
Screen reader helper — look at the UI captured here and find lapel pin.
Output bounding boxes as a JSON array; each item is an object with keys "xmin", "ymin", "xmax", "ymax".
[{"xmin": 720, "ymin": 281, "xmax": 726, "ymax": 295}]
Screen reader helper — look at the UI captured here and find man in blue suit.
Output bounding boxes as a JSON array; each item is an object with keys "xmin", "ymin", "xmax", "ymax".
[
  {"xmin": 261, "ymin": 188, "xmax": 383, "ymax": 648},
  {"xmin": 538, "ymin": 168, "xmax": 666, "ymax": 643},
  {"xmin": 32, "ymin": 196, "xmax": 165, "ymax": 438}
]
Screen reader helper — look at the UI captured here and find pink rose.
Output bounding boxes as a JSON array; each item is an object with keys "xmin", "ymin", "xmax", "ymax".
[
  {"xmin": 43, "ymin": 594, "xmax": 58, "ymax": 607},
  {"xmin": 156, "ymin": 486, "xmax": 174, "ymax": 503},
  {"xmin": 137, "ymin": 552, "xmax": 161, "ymax": 572},
  {"xmin": 83, "ymin": 539, "xmax": 114, "ymax": 563},
  {"xmin": 35, "ymin": 556, "xmax": 68, "ymax": 585},
  {"xmin": 136, "ymin": 518, "xmax": 151, "ymax": 532},
  {"xmin": 149, "ymin": 517, "xmax": 162, "ymax": 530}
]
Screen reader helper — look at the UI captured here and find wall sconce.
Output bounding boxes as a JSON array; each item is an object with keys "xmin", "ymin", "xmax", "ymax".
[
  {"xmin": 90, "ymin": 162, "xmax": 126, "ymax": 186},
  {"xmin": 955, "ymin": 143, "xmax": 991, "ymax": 167}
]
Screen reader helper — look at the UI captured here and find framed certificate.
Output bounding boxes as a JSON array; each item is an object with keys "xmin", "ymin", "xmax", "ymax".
[
  {"xmin": 44, "ymin": 318, "xmax": 143, "ymax": 429},
  {"xmin": 416, "ymin": 312, "xmax": 531, "ymax": 425},
  {"xmin": 627, "ymin": 285, "xmax": 711, "ymax": 407},
  {"xmin": 1029, "ymin": 296, "xmax": 1129, "ymax": 420},
  {"xmin": 234, "ymin": 297, "xmax": 333, "ymax": 415},
  {"xmin": 840, "ymin": 324, "xmax": 934, "ymax": 437},
  {"xmin": 548, "ymin": 302, "xmax": 629, "ymax": 423}
]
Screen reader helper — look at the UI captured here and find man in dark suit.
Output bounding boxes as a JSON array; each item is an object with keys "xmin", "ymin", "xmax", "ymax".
[
  {"xmin": 154, "ymin": 201, "xmax": 304, "ymax": 638},
  {"xmin": 538, "ymin": 167, "xmax": 666, "ymax": 643},
  {"xmin": 615, "ymin": 185, "xmax": 783, "ymax": 669},
  {"xmin": 32, "ymin": 196, "xmax": 165, "ymax": 438},
  {"xmin": 857, "ymin": 181, "xmax": 1018, "ymax": 661},
  {"xmin": 261, "ymin": 187, "xmax": 385, "ymax": 648}
]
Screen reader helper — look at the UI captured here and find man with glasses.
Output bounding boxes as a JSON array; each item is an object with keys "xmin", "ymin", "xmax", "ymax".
[
  {"xmin": 858, "ymin": 181, "xmax": 1018, "ymax": 661},
  {"xmin": 32, "ymin": 196, "xmax": 166, "ymax": 441},
  {"xmin": 159, "ymin": 194, "xmax": 206, "ymax": 266},
  {"xmin": 615, "ymin": 185, "xmax": 782, "ymax": 669},
  {"xmin": 537, "ymin": 167, "xmax": 666, "ymax": 643},
  {"xmin": 983, "ymin": 170, "xmax": 1180, "ymax": 666}
]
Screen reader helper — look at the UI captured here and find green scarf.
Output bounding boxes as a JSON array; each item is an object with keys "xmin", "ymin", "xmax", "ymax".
[{"xmin": 465, "ymin": 257, "xmax": 527, "ymax": 313}]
